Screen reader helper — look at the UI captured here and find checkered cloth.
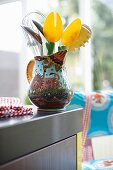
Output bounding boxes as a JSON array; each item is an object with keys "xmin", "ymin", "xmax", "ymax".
[
  {"xmin": 0, "ymin": 97, "xmax": 33, "ymax": 118},
  {"xmin": 82, "ymin": 94, "xmax": 94, "ymax": 162}
]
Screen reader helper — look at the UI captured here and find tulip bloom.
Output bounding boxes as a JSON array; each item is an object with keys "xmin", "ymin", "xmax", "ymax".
[
  {"xmin": 61, "ymin": 18, "xmax": 81, "ymax": 47},
  {"xmin": 43, "ymin": 12, "xmax": 63, "ymax": 43},
  {"xmin": 43, "ymin": 12, "xmax": 91, "ymax": 50}
]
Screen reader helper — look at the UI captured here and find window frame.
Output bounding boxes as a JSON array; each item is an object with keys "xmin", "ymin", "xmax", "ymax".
[{"xmin": 79, "ymin": 0, "xmax": 92, "ymax": 91}]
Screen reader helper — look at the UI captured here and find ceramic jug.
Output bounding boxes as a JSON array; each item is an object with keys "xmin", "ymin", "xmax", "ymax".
[{"xmin": 27, "ymin": 50, "xmax": 73, "ymax": 112}]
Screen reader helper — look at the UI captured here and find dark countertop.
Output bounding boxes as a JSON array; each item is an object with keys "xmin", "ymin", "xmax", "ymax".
[{"xmin": 0, "ymin": 107, "xmax": 83, "ymax": 165}]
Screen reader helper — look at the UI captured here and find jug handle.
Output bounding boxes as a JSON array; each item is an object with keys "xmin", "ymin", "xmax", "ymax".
[{"xmin": 26, "ymin": 59, "xmax": 35, "ymax": 83}]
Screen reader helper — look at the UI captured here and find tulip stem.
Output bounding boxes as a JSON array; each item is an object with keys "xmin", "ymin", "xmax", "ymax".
[
  {"xmin": 58, "ymin": 46, "xmax": 66, "ymax": 51},
  {"xmin": 46, "ymin": 42, "xmax": 55, "ymax": 55}
]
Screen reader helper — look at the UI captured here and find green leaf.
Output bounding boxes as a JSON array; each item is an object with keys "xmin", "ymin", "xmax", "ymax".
[
  {"xmin": 46, "ymin": 42, "xmax": 55, "ymax": 55},
  {"xmin": 58, "ymin": 46, "xmax": 66, "ymax": 51}
]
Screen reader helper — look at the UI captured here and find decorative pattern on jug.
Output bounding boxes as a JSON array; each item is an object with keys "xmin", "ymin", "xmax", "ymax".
[{"xmin": 28, "ymin": 51, "xmax": 73, "ymax": 111}]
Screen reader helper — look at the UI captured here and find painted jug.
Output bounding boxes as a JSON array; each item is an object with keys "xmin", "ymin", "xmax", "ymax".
[{"xmin": 27, "ymin": 50, "xmax": 73, "ymax": 112}]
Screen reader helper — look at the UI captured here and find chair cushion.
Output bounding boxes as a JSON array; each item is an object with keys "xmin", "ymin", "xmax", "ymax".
[
  {"xmin": 82, "ymin": 159, "xmax": 113, "ymax": 170},
  {"xmin": 66, "ymin": 91, "xmax": 113, "ymax": 138}
]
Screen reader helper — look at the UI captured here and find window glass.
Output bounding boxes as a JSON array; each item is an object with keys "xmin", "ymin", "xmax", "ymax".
[
  {"xmin": 91, "ymin": 0, "xmax": 113, "ymax": 90},
  {"xmin": 0, "ymin": 1, "xmax": 22, "ymax": 52},
  {"xmin": 0, "ymin": 1, "xmax": 22, "ymax": 97}
]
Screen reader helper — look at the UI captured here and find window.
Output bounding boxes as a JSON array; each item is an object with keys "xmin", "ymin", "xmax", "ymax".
[
  {"xmin": 91, "ymin": 0, "xmax": 113, "ymax": 90},
  {"xmin": 0, "ymin": 1, "xmax": 22, "ymax": 97},
  {"xmin": 0, "ymin": 1, "xmax": 22, "ymax": 52}
]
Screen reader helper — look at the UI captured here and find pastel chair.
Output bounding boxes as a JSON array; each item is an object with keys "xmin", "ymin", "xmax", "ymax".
[{"xmin": 66, "ymin": 91, "xmax": 113, "ymax": 170}]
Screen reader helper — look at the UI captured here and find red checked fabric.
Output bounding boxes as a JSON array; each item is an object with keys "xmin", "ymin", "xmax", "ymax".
[
  {"xmin": 0, "ymin": 97, "xmax": 33, "ymax": 118},
  {"xmin": 82, "ymin": 94, "xmax": 94, "ymax": 162}
]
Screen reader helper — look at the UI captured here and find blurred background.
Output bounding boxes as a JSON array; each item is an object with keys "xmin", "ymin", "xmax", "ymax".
[{"xmin": 0, "ymin": 0, "xmax": 113, "ymax": 101}]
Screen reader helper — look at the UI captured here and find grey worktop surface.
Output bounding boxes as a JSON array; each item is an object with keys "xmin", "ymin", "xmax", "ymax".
[{"xmin": 0, "ymin": 107, "xmax": 83, "ymax": 165}]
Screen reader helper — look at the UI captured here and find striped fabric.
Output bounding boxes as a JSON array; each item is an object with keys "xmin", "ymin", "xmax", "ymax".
[
  {"xmin": 82, "ymin": 94, "xmax": 94, "ymax": 162},
  {"xmin": 0, "ymin": 97, "xmax": 33, "ymax": 118},
  {"xmin": 83, "ymin": 138, "xmax": 94, "ymax": 162}
]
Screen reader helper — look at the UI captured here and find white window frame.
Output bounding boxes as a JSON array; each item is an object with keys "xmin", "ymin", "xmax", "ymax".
[{"xmin": 79, "ymin": 0, "xmax": 92, "ymax": 92}]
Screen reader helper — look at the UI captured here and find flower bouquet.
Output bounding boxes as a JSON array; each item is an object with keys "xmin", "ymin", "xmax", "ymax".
[{"xmin": 21, "ymin": 11, "xmax": 91, "ymax": 112}]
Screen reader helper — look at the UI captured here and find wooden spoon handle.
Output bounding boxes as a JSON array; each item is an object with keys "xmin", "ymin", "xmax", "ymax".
[{"xmin": 26, "ymin": 59, "xmax": 35, "ymax": 83}]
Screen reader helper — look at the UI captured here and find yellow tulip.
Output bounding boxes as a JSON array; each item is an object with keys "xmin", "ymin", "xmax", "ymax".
[
  {"xmin": 61, "ymin": 18, "xmax": 82, "ymax": 47},
  {"xmin": 43, "ymin": 12, "xmax": 63, "ymax": 43}
]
